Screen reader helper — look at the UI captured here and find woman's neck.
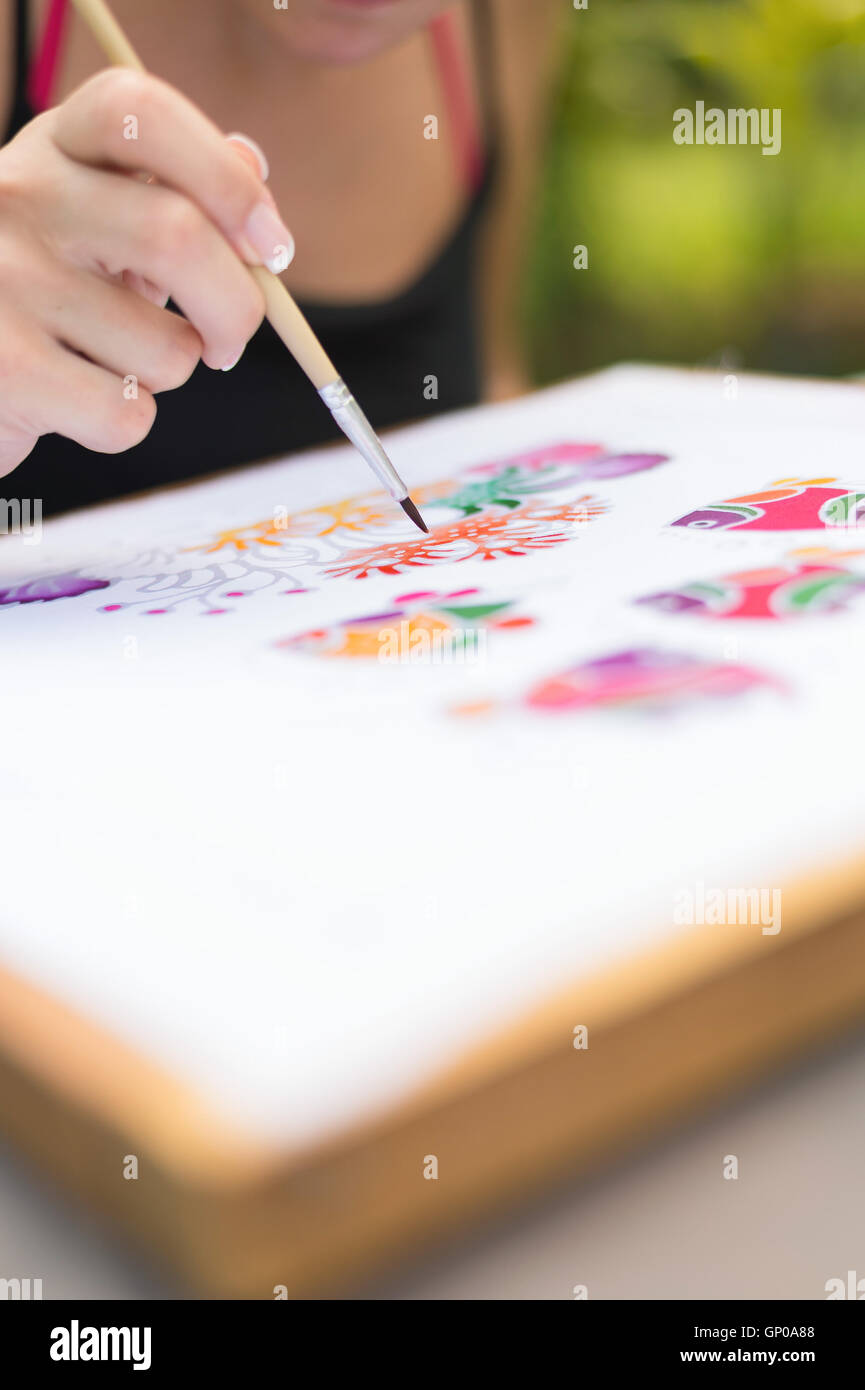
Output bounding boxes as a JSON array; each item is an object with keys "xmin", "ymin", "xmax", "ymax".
[{"xmin": 44, "ymin": 0, "xmax": 474, "ymax": 302}]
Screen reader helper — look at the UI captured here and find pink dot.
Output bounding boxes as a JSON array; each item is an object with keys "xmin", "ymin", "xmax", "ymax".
[
  {"xmin": 223, "ymin": 591, "xmax": 245, "ymax": 597},
  {"xmin": 204, "ymin": 608, "xmax": 227, "ymax": 615},
  {"xmin": 282, "ymin": 589, "xmax": 307, "ymax": 596},
  {"xmin": 395, "ymin": 590, "xmax": 437, "ymax": 603},
  {"xmin": 100, "ymin": 604, "xmax": 123, "ymax": 611},
  {"xmin": 144, "ymin": 608, "xmax": 167, "ymax": 615}
]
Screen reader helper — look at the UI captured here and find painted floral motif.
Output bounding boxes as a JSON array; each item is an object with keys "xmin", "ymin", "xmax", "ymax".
[
  {"xmin": 0, "ymin": 574, "xmax": 110, "ymax": 606},
  {"xmin": 1, "ymin": 437, "xmax": 665, "ymax": 617},
  {"xmin": 637, "ymin": 555, "xmax": 865, "ymax": 620},
  {"xmin": 456, "ymin": 648, "xmax": 779, "ymax": 718},
  {"xmin": 277, "ymin": 588, "xmax": 535, "ymax": 659},
  {"xmin": 425, "ymin": 443, "xmax": 668, "ymax": 517},
  {"xmin": 184, "ymin": 494, "xmax": 397, "ymax": 556},
  {"xmin": 322, "ymin": 499, "xmax": 604, "ymax": 579},
  {"xmin": 183, "ymin": 439, "xmax": 666, "ymax": 557},
  {"xmin": 92, "ymin": 550, "xmax": 311, "ymax": 616},
  {"xmin": 671, "ymin": 477, "xmax": 865, "ymax": 532}
]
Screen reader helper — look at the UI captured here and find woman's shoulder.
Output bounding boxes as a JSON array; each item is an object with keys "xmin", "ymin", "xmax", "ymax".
[
  {"xmin": 494, "ymin": 0, "xmax": 563, "ymax": 47},
  {"xmin": 490, "ymin": 0, "xmax": 564, "ymax": 140}
]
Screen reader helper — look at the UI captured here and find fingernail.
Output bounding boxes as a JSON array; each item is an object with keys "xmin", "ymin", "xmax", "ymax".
[
  {"xmin": 221, "ymin": 350, "xmax": 244, "ymax": 372},
  {"xmin": 226, "ymin": 132, "xmax": 269, "ymax": 182},
  {"xmin": 243, "ymin": 202, "xmax": 295, "ymax": 273}
]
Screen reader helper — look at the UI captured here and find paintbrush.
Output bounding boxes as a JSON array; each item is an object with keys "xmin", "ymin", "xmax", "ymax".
[{"xmin": 68, "ymin": 0, "xmax": 429, "ymax": 533}]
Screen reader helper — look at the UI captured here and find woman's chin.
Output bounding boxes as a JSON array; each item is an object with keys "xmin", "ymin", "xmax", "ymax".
[
  {"xmin": 246, "ymin": 1, "xmax": 447, "ymax": 66},
  {"xmin": 286, "ymin": 24, "xmax": 409, "ymax": 66}
]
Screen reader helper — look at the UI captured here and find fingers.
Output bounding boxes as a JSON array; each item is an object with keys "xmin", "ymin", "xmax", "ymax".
[
  {"xmin": 121, "ymin": 269, "xmax": 170, "ymax": 309},
  {"xmin": 45, "ymin": 268, "xmax": 201, "ymax": 393},
  {"xmin": 32, "ymin": 337, "xmax": 158, "ymax": 454},
  {"xmin": 0, "ymin": 316, "xmax": 156, "ymax": 455},
  {"xmin": 52, "ymin": 162, "xmax": 266, "ymax": 369},
  {"xmin": 52, "ymin": 69, "xmax": 295, "ymax": 271},
  {"xmin": 102, "ymin": 133, "xmax": 274, "ymax": 321},
  {"xmin": 0, "ymin": 432, "xmax": 39, "ymax": 479},
  {"xmin": 0, "ymin": 77, "xmax": 296, "ymax": 472}
]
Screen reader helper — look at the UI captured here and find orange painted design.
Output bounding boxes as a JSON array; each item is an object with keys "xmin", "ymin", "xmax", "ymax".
[
  {"xmin": 452, "ymin": 700, "xmax": 497, "ymax": 718},
  {"xmin": 298, "ymin": 496, "xmax": 398, "ymax": 538},
  {"xmin": 790, "ymin": 546, "xmax": 865, "ymax": 561},
  {"xmin": 724, "ymin": 477, "xmax": 838, "ymax": 506},
  {"xmin": 323, "ymin": 498, "xmax": 604, "ymax": 580},
  {"xmin": 337, "ymin": 612, "xmax": 451, "ymax": 659},
  {"xmin": 184, "ymin": 494, "xmax": 399, "ymax": 556},
  {"xmin": 185, "ymin": 523, "xmax": 284, "ymax": 556}
]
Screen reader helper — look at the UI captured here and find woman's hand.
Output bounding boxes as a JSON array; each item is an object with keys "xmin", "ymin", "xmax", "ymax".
[{"xmin": 0, "ymin": 68, "xmax": 294, "ymax": 477}]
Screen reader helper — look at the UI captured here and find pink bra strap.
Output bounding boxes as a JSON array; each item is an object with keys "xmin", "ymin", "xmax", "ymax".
[
  {"xmin": 428, "ymin": 12, "xmax": 485, "ymax": 195},
  {"xmin": 28, "ymin": 0, "xmax": 70, "ymax": 113}
]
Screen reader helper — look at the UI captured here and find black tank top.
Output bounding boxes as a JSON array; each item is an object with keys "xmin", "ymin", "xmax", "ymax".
[{"xmin": 4, "ymin": 0, "xmax": 496, "ymax": 515}]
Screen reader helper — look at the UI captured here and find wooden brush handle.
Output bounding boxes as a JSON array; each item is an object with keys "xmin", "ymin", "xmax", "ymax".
[{"xmin": 248, "ymin": 268, "xmax": 337, "ymax": 390}]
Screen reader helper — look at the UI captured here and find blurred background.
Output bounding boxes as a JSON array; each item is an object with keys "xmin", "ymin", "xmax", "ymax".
[{"xmin": 526, "ymin": 0, "xmax": 865, "ymax": 384}]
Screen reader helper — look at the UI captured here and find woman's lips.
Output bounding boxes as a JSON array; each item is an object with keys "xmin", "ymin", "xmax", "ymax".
[
  {"xmin": 327, "ymin": 0, "xmax": 405, "ymax": 10},
  {"xmin": 327, "ymin": 0, "xmax": 403, "ymax": 9}
]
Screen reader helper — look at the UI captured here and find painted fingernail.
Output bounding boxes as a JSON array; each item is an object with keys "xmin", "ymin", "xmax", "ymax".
[
  {"xmin": 226, "ymin": 132, "xmax": 269, "ymax": 182},
  {"xmin": 243, "ymin": 201, "xmax": 295, "ymax": 273},
  {"xmin": 221, "ymin": 349, "xmax": 244, "ymax": 372}
]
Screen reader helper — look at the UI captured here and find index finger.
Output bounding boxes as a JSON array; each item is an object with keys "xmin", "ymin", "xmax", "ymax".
[{"xmin": 52, "ymin": 68, "xmax": 294, "ymax": 270}]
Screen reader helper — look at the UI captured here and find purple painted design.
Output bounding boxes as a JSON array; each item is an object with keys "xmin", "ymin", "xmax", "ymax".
[
  {"xmin": 580, "ymin": 453, "xmax": 669, "ymax": 480},
  {"xmin": 634, "ymin": 590, "xmax": 708, "ymax": 613},
  {"xmin": 671, "ymin": 507, "xmax": 751, "ymax": 531},
  {"xmin": 0, "ymin": 574, "xmax": 110, "ymax": 606},
  {"xmin": 350, "ymin": 609, "xmax": 405, "ymax": 626}
]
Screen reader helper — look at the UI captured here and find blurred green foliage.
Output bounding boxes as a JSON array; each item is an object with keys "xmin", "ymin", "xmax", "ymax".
[{"xmin": 526, "ymin": 0, "xmax": 865, "ymax": 383}]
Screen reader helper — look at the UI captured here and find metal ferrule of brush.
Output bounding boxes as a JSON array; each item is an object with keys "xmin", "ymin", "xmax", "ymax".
[{"xmin": 319, "ymin": 379, "xmax": 408, "ymax": 502}]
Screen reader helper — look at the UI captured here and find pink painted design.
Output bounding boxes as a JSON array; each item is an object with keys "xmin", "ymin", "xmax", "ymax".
[
  {"xmin": 455, "ymin": 648, "xmax": 780, "ymax": 720},
  {"xmin": 637, "ymin": 558, "xmax": 865, "ymax": 621},
  {"xmin": 671, "ymin": 478, "xmax": 865, "ymax": 533},
  {"xmin": 465, "ymin": 444, "xmax": 606, "ymax": 478},
  {"xmin": 524, "ymin": 649, "xmax": 780, "ymax": 714}
]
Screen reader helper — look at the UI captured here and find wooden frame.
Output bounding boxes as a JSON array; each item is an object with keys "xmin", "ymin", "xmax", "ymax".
[{"xmin": 1, "ymin": 849, "xmax": 863, "ymax": 1296}]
